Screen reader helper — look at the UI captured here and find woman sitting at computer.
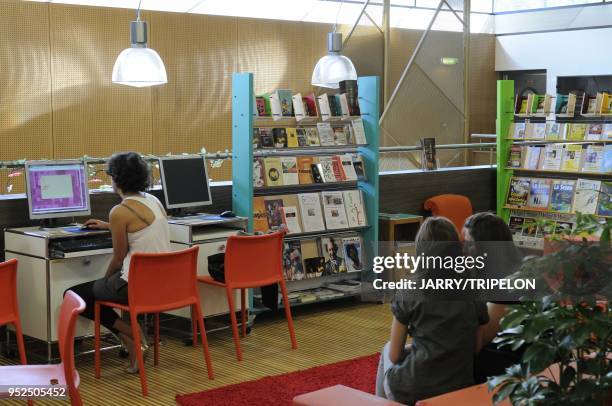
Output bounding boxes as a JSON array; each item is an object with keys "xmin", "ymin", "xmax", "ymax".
[{"xmin": 67, "ymin": 152, "xmax": 170, "ymax": 373}]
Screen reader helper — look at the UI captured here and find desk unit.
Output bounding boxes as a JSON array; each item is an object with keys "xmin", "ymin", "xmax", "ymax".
[
  {"xmin": 168, "ymin": 215, "xmax": 248, "ymax": 318},
  {"xmin": 4, "ymin": 227, "xmax": 113, "ymax": 361}
]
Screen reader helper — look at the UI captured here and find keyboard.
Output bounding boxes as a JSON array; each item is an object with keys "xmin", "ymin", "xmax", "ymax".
[{"xmin": 49, "ymin": 237, "xmax": 113, "ymax": 258}]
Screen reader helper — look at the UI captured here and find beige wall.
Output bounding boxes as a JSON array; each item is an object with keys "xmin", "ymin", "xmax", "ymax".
[{"xmin": 0, "ymin": 0, "xmax": 496, "ymax": 189}]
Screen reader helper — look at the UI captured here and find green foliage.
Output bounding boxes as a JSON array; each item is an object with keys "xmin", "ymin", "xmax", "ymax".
[{"xmin": 489, "ymin": 215, "xmax": 612, "ymax": 405}]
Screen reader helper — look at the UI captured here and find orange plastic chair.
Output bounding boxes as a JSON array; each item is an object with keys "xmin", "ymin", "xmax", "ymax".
[
  {"xmin": 94, "ymin": 246, "xmax": 213, "ymax": 396},
  {"xmin": 0, "ymin": 259, "xmax": 27, "ymax": 366},
  {"xmin": 0, "ymin": 290, "xmax": 86, "ymax": 406},
  {"xmin": 198, "ymin": 230, "xmax": 297, "ymax": 361},
  {"xmin": 424, "ymin": 194, "xmax": 473, "ymax": 233}
]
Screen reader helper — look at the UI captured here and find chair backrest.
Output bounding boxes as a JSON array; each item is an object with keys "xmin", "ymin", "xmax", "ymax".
[
  {"xmin": 127, "ymin": 246, "xmax": 199, "ymax": 312},
  {"xmin": 0, "ymin": 259, "xmax": 19, "ymax": 322},
  {"xmin": 224, "ymin": 231, "xmax": 285, "ymax": 287},
  {"xmin": 58, "ymin": 291, "xmax": 85, "ymax": 391},
  {"xmin": 424, "ymin": 194, "xmax": 473, "ymax": 233}
]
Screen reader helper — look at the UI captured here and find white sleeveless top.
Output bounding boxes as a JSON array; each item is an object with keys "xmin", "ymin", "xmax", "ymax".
[{"xmin": 120, "ymin": 193, "xmax": 171, "ymax": 282}]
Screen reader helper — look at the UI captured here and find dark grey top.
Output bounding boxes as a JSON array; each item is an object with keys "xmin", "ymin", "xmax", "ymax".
[{"xmin": 388, "ymin": 294, "xmax": 489, "ymax": 405}]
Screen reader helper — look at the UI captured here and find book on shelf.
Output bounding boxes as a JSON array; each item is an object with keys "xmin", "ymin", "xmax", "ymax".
[
  {"xmin": 603, "ymin": 124, "xmax": 612, "ymax": 140},
  {"xmin": 338, "ymin": 93, "xmax": 351, "ymax": 119},
  {"xmin": 273, "ymin": 128, "xmax": 287, "ymax": 148},
  {"xmin": 545, "ymin": 122, "xmax": 565, "ymax": 140},
  {"xmin": 303, "ymin": 94, "xmax": 319, "ymax": 117},
  {"xmin": 342, "ymin": 236, "xmax": 363, "ymax": 272},
  {"xmin": 255, "ymin": 94, "xmax": 271, "ymax": 117},
  {"xmin": 269, "ymin": 92, "xmax": 282, "ymax": 120},
  {"xmin": 332, "ymin": 94, "xmax": 343, "ymax": 117},
  {"xmin": 316, "ymin": 122, "xmax": 335, "ymax": 146},
  {"xmin": 353, "ymin": 155, "xmax": 367, "ymax": 181},
  {"xmin": 420, "ymin": 138, "xmax": 437, "ymax": 170},
  {"xmin": 281, "ymin": 206, "xmax": 302, "ymax": 234},
  {"xmin": 297, "ymin": 157, "xmax": 315, "ymax": 184},
  {"xmin": 292, "ymin": 93, "xmax": 306, "ymax": 120},
  {"xmin": 339, "ymin": 79, "xmax": 360, "ymax": 116},
  {"xmin": 296, "ymin": 128, "xmax": 308, "ymax": 147},
  {"xmin": 527, "ymin": 178, "xmax": 552, "ymax": 210},
  {"xmin": 523, "ymin": 146, "xmax": 542, "ymax": 170},
  {"xmin": 333, "ymin": 126, "xmax": 348, "ymax": 145},
  {"xmin": 304, "ymin": 257, "xmax": 325, "ymax": 279},
  {"xmin": 321, "ymin": 191, "xmax": 349, "ymax": 229},
  {"xmin": 298, "ymin": 193, "xmax": 326, "ymax": 232},
  {"xmin": 586, "ymin": 124, "xmax": 603, "ymax": 141},
  {"xmin": 331, "ymin": 155, "xmax": 346, "ymax": 181},
  {"xmin": 539, "ymin": 144, "xmax": 563, "ymax": 171},
  {"xmin": 260, "ymin": 128, "xmax": 274, "ymax": 148},
  {"xmin": 516, "ymin": 96, "xmax": 529, "ymax": 115},
  {"xmin": 253, "ymin": 196, "xmax": 269, "ymax": 233},
  {"xmin": 317, "ymin": 156, "xmax": 337, "ymax": 183},
  {"xmin": 280, "ymin": 156, "xmax": 299, "ymax": 185},
  {"xmin": 584, "ymin": 94, "xmax": 599, "ymax": 115},
  {"xmin": 253, "ymin": 158, "xmax": 266, "ymax": 187},
  {"xmin": 509, "ymin": 122, "xmax": 526, "ymax": 139},
  {"xmin": 326, "ymin": 279, "xmax": 361, "ymax": 293},
  {"xmin": 550, "ymin": 179, "xmax": 576, "ymax": 213},
  {"xmin": 532, "ymin": 122, "xmax": 546, "ymax": 139},
  {"xmin": 554, "ymin": 221, "xmax": 574, "ymax": 236},
  {"xmin": 508, "ymin": 216, "xmax": 525, "ymax": 236},
  {"xmin": 343, "ymin": 190, "xmax": 367, "ymax": 228},
  {"xmin": 523, "ymin": 122, "xmax": 534, "ymax": 139},
  {"xmin": 321, "ymin": 236, "xmax": 347, "ymax": 274},
  {"xmin": 602, "ymin": 92, "xmax": 612, "ymax": 115},
  {"xmin": 305, "ymin": 128, "xmax": 320, "ymax": 146},
  {"xmin": 310, "ymin": 163, "xmax": 324, "ymax": 184},
  {"xmin": 283, "ymin": 241, "xmax": 305, "ymax": 281},
  {"xmin": 351, "ymin": 118, "xmax": 367, "ymax": 144},
  {"xmin": 582, "ymin": 145, "xmax": 604, "ymax": 173},
  {"xmin": 560, "ymin": 144, "xmax": 583, "ymax": 172},
  {"xmin": 286, "ymin": 128, "xmax": 299, "ymax": 148},
  {"xmin": 264, "ymin": 198, "xmax": 285, "ymax": 229},
  {"xmin": 263, "ymin": 157, "xmax": 283, "ymax": 186},
  {"xmin": 572, "ymin": 179, "xmax": 601, "ymax": 215},
  {"xmin": 604, "ymin": 145, "xmax": 612, "ymax": 173},
  {"xmin": 532, "ymin": 94, "xmax": 551, "ymax": 115},
  {"xmin": 567, "ymin": 123, "xmax": 587, "ymax": 141},
  {"xmin": 309, "ymin": 288, "xmax": 346, "ymax": 300},
  {"xmin": 253, "ymin": 128, "xmax": 261, "ymax": 149},
  {"xmin": 597, "ymin": 181, "xmax": 612, "ymax": 216},
  {"xmin": 507, "ymin": 177, "xmax": 531, "ymax": 207},
  {"xmin": 277, "ymin": 89, "xmax": 293, "ymax": 117},
  {"xmin": 316, "ymin": 94, "xmax": 332, "ymax": 120},
  {"xmin": 522, "ymin": 217, "xmax": 539, "ymax": 238},
  {"xmin": 340, "ymin": 154, "xmax": 358, "ymax": 181},
  {"xmin": 507, "ymin": 146, "xmax": 522, "ymax": 168}
]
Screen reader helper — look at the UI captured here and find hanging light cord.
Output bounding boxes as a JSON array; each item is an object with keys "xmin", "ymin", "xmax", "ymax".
[
  {"xmin": 333, "ymin": 0, "xmax": 344, "ymax": 33},
  {"xmin": 136, "ymin": 0, "xmax": 142, "ymax": 21}
]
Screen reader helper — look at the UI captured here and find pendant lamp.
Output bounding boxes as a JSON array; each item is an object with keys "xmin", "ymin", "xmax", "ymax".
[{"xmin": 311, "ymin": 32, "xmax": 357, "ymax": 89}]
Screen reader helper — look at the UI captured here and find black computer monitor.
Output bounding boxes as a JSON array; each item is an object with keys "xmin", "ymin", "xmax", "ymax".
[
  {"xmin": 159, "ymin": 155, "xmax": 212, "ymax": 209},
  {"xmin": 25, "ymin": 160, "xmax": 91, "ymax": 221}
]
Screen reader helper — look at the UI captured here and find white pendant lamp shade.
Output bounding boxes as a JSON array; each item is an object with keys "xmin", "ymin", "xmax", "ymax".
[
  {"xmin": 112, "ymin": 20, "xmax": 167, "ymax": 87},
  {"xmin": 311, "ymin": 32, "xmax": 357, "ymax": 89}
]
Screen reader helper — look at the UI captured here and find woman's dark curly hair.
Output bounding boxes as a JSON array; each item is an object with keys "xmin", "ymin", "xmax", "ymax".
[{"xmin": 106, "ymin": 152, "xmax": 150, "ymax": 194}]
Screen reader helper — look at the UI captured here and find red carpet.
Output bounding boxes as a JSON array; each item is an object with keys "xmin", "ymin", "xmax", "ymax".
[{"xmin": 175, "ymin": 353, "xmax": 380, "ymax": 406}]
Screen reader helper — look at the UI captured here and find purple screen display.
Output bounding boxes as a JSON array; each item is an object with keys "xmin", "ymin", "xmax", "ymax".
[{"xmin": 28, "ymin": 164, "xmax": 88, "ymax": 214}]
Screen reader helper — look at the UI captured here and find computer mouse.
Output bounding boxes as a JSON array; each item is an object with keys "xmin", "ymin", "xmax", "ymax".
[{"xmin": 219, "ymin": 211, "xmax": 236, "ymax": 218}]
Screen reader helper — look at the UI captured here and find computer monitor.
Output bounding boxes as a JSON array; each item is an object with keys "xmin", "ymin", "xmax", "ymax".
[
  {"xmin": 159, "ymin": 155, "xmax": 212, "ymax": 210},
  {"xmin": 25, "ymin": 160, "xmax": 91, "ymax": 220}
]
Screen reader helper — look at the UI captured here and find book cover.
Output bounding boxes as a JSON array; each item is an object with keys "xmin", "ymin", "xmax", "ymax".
[
  {"xmin": 292, "ymin": 93, "xmax": 305, "ymax": 120},
  {"xmin": 303, "ymin": 93, "xmax": 319, "ymax": 117},
  {"xmin": 253, "ymin": 196, "xmax": 269, "ymax": 233},
  {"xmin": 255, "ymin": 95, "xmax": 271, "ymax": 117},
  {"xmin": 582, "ymin": 145, "xmax": 604, "ymax": 173},
  {"xmin": 301, "ymin": 238, "xmax": 320, "ymax": 260},
  {"xmin": 297, "ymin": 157, "xmax": 314, "ymax": 184},
  {"xmin": 567, "ymin": 123, "xmax": 587, "ymax": 141},
  {"xmin": 527, "ymin": 178, "xmax": 551, "ymax": 210},
  {"xmin": 532, "ymin": 123, "xmax": 546, "ymax": 139},
  {"xmin": 318, "ymin": 157, "xmax": 337, "ymax": 182},
  {"xmin": 523, "ymin": 146, "xmax": 541, "ymax": 170},
  {"xmin": 522, "ymin": 218, "xmax": 538, "ymax": 238},
  {"xmin": 342, "ymin": 236, "xmax": 363, "ymax": 272},
  {"xmin": 306, "ymin": 128, "xmax": 320, "ymax": 146},
  {"xmin": 561, "ymin": 144, "xmax": 583, "ymax": 172},
  {"xmin": 554, "ymin": 221, "xmax": 574, "ymax": 236},
  {"xmin": 343, "ymin": 189, "xmax": 367, "ymax": 227},
  {"xmin": 339, "ymin": 79, "xmax": 360, "ymax": 116},
  {"xmin": 327, "ymin": 94, "xmax": 339, "ymax": 117},
  {"xmin": 597, "ymin": 181, "xmax": 612, "ymax": 216},
  {"xmin": 321, "ymin": 191, "xmax": 349, "ymax": 229},
  {"xmin": 550, "ymin": 179, "xmax": 576, "ymax": 213},
  {"xmin": 311, "ymin": 164, "xmax": 324, "ymax": 184},
  {"xmin": 602, "ymin": 93, "xmax": 612, "ymax": 114},
  {"xmin": 351, "ymin": 118, "xmax": 367, "ymax": 144},
  {"xmin": 253, "ymin": 158, "xmax": 266, "ymax": 188},
  {"xmin": 512, "ymin": 122, "xmax": 526, "ymax": 139},
  {"xmin": 286, "ymin": 127, "xmax": 299, "ymax": 148},
  {"xmin": 341, "ymin": 154, "xmax": 358, "ymax": 181},
  {"xmin": 296, "ymin": 128, "xmax": 308, "ymax": 147},
  {"xmin": 518, "ymin": 98, "xmax": 528, "ymax": 114},
  {"xmin": 555, "ymin": 94, "xmax": 568, "ymax": 114},
  {"xmin": 277, "ymin": 89, "xmax": 294, "ymax": 117},
  {"xmin": 297, "ymin": 193, "xmax": 326, "ymax": 232},
  {"xmin": 534, "ymin": 95, "xmax": 546, "ymax": 114},
  {"xmin": 420, "ymin": 138, "xmax": 437, "ymax": 170},
  {"xmin": 338, "ymin": 93, "xmax": 350, "ymax": 118},
  {"xmin": 280, "ymin": 157, "xmax": 299, "ymax": 185},
  {"xmin": 333, "ymin": 127, "xmax": 348, "ymax": 145},
  {"xmin": 283, "ymin": 241, "xmax": 305, "ymax": 281},
  {"xmin": 260, "ymin": 128, "xmax": 274, "ymax": 148},
  {"xmin": 317, "ymin": 122, "xmax": 335, "ymax": 146},
  {"xmin": 331, "ymin": 155, "xmax": 346, "ymax": 181},
  {"xmin": 316, "ymin": 94, "xmax": 332, "ymax": 120},
  {"xmin": 269, "ymin": 92, "xmax": 282, "ymax": 119},
  {"xmin": 343, "ymin": 124, "xmax": 354, "ymax": 145},
  {"xmin": 253, "ymin": 128, "xmax": 261, "ymax": 149},
  {"xmin": 545, "ymin": 122, "xmax": 564, "ymax": 140},
  {"xmin": 353, "ymin": 155, "xmax": 367, "ymax": 181},
  {"xmin": 586, "ymin": 97, "xmax": 598, "ymax": 114},
  {"xmin": 320, "ymin": 237, "xmax": 346, "ymax": 275},
  {"xmin": 540, "ymin": 144, "xmax": 563, "ymax": 171},
  {"xmin": 263, "ymin": 157, "xmax": 283, "ymax": 187},
  {"xmin": 264, "ymin": 198, "xmax": 285, "ymax": 229},
  {"xmin": 602, "ymin": 124, "xmax": 612, "ymax": 140},
  {"xmin": 507, "ymin": 177, "xmax": 531, "ymax": 207},
  {"xmin": 573, "ymin": 178, "xmax": 601, "ymax": 215},
  {"xmin": 603, "ymin": 145, "xmax": 612, "ymax": 173},
  {"xmin": 304, "ymin": 257, "xmax": 325, "ymax": 279},
  {"xmin": 273, "ymin": 128, "xmax": 287, "ymax": 148},
  {"xmin": 281, "ymin": 206, "xmax": 302, "ymax": 234},
  {"xmin": 523, "ymin": 122, "xmax": 534, "ymax": 139},
  {"xmin": 507, "ymin": 146, "xmax": 522, "ymax": 168},
  {"xmin": 586, "ymin": 124, "xmax": 603, "ymax": 141},
  {"xmin": 508, "ymin": 216, "xmax": 525, "ymax": 235},
  {"xmin": 332, "ymin": 94, "xmax": 343, "ymax": 117}
]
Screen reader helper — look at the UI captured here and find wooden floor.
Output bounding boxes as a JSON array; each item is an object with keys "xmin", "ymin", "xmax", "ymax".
[{"xmin": 2, "ymin": 302, "xmax": 391, "ymax": 405}]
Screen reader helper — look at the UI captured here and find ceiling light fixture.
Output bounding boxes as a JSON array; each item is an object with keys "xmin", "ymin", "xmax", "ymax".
[
  {"xmin": 112, "ymin": 1, "xmax": 167, "ymax": 87},
  {"xmin": 311, "ymin": 1, "xmax": 357, "ymax": 89}
]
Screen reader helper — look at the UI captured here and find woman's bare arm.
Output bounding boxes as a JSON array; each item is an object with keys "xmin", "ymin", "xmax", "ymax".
[{"xmin": 389, "ymin": 316, "xmax": 409, "ymax": 364}]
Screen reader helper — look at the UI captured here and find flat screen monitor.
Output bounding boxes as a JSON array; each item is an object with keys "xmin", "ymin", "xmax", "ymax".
[
  {"xmin": 25, "ymin": 160, "xmax": 90, "ymax": 220},
  {"xmin": 159, "ymin": 155, "xmax": 212, "ymax": 209}
]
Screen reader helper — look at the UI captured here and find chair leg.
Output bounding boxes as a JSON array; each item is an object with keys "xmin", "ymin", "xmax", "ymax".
[
  {"xmin": 130, "ymin": 313, "xmax": 148, "ymax": 396},
  {"xmin": 279, "ymin": 280, "xmax": 298, "ymax": 350},
  {"xmin": 68, "ymin": 387, "xmax": 83, "ymax": 406},
  {"xmin": 94, "ymin": 302, "xmax": 101, "ymax": 379},
  {"xmin": 154, "ymin": 312, "xmax": 160, "ymax": 367},
  {"xmin": 13, "ymin": 320, "xmax": 27, "ymax": 365},
  {"xmin": 240, "ymin": 289, "xmax": 247, "ymax": 338},
  {"xmin": 194, "ymin": 302, "xmax": 214, "ymax": 380},
  {"xmin": 191, "ymin": 305, "xmax": 197, "ymax": 347},
  {"xmin": 225, "ymin": 287, "xmax": 243, "ymax": 361}
]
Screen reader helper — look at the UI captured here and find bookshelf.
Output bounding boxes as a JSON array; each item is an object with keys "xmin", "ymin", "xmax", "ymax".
[
  {"xmin": 497, "ymin": 79, "xmax": 611, "ymax": 250},
  {"xmin": 232, "ymin": 73, "xmax": 380, "ymax": 310}
]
